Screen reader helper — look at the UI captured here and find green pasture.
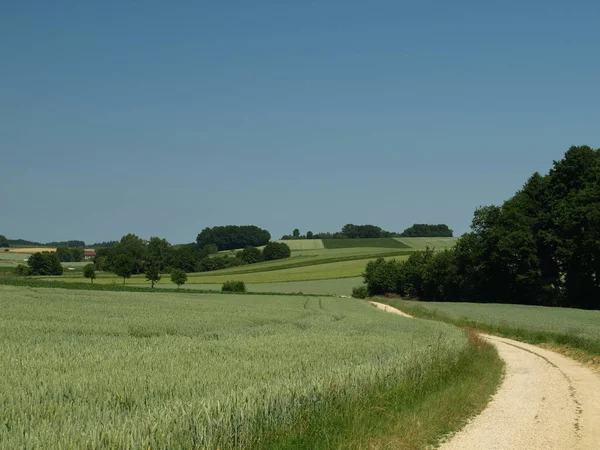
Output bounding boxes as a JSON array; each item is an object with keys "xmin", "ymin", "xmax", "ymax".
[{"xmin": 395, "ymin": 300, "xmax": 600, "ymax": 342}]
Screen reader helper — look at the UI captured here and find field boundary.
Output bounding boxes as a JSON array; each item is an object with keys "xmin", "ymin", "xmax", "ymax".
[
  {"xmin": 321, "ymin": 238, "xmax": 410, "ymax": 249},
  {"xmin": 379, "ymin": 298, "xmax": 600, "ymax": 370},
  {"xmin": 191, "ymin": 250, "xmax": 413, "ymax": 277},
  {"xmin": 0, "ymin": 278, "xmax": 335, "ymax": 297}
]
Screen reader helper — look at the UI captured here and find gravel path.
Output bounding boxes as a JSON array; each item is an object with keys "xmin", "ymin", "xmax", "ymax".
[
  {"xmin": 439, "ymin": 335, "xmax": 600, "ymax": 450},
  {"xmin": 369, "ymin": 301, "xmax": 414, "ymax": 318},
  {"xmin": 370, "ymin": 301, "xmax": 600, "ymax": 449}
]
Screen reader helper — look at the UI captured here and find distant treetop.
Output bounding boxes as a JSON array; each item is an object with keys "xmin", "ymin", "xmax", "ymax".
[
  {"xmin": 400, "ymin": 224, "xmax": 453, "ymax": 237},
  {"xmin": 310, "ymin": 224, "xmax": 398, "ymax": 239},
  {"xmin": 197, "ymin": 225, "xmax": 271, "ymax": 251},
  {"xmin": 6, "ymin": 238, "xmax": 86, "ymax": 247},
  {"xmin": 90, "ymin": 240, "xmax": 119, "ymax": 248}
]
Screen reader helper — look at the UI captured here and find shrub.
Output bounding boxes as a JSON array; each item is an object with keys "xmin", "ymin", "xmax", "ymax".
[
  {"xmin": 3, "ymin": 248, "xmax": 8, "ymax": 252},
  {"xmin": 262, "ymin": 242, "xmax": 291, "ymax": 261},
  {"xmin": 221, "ymin": 280, "xmax": 246, "ymax": 292},
  {"xmin": 239, "ymin": 246, "xmax": 263, "ymax": 264},
  {"xmin": 14, "ymin": 264, "xmax": 30, "ymax": 277},
  {"xmin": 352, "ymin": 285, "xmax": 368, "ymax": 299}
]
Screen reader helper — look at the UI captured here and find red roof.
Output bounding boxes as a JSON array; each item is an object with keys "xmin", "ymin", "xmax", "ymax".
[{"xmin": 84, "ymin": 251, "xmax": 96, "ymax": 257}]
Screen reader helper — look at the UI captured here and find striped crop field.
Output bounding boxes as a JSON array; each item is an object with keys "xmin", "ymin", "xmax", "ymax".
[
  {"xmin": 322, "ymin": 238, "xmax": 410, "ymax": 249},
  {"xmin": 50, "ymin": 255, "xmax": 410, "ymax": 285},
  {"xmin": 393, "ymin": 237, "xmax": 458, "ymax": 250},
  {"xmin": 273, "ymin": 239, "xmax": 324, "ymax": 250},
  {"xmin": 5, "ymin": 247, "xmax": 56, "ymax": 253},
  {"xmin": 0, "ymin": 285, "xmax": 472, "ymax": 449}
]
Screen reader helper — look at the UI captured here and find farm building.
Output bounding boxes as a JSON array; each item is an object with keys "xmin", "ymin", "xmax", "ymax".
[{"xmin": 84, "ymin": 250, "xmax": 96, "ymax": 259}]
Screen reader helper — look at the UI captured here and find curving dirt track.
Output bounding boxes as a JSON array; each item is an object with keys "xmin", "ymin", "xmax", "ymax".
[
  {"xmin": 370, "ymin": 301, "xmax": 600, "ymax": 449},
  {"xmin": 369, "ymin": 301, "xmax": 414, "ymax": 318}
]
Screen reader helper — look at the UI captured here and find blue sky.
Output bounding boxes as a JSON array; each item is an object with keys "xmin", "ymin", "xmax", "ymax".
[{"xmin": 2, "ymin": 1, "xmax": 598, "ymax": 244}]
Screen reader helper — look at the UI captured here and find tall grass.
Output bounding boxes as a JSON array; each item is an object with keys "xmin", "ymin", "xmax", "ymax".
[
  {"xmin": 0, "ymin": 286, "xmax": 500, "ymax": 449},
  {"xmin": 382, "ymin": 298, "xmax": 600, "ymax": 361}
]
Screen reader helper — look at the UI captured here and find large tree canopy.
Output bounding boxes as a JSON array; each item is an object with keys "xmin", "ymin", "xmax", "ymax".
[
  {"xmin": 364, "ymin": 145, "xmax": 600, "ymax": 310},
  {"xmin": 400, "ymin": 224, "xmax": 453, "ymax": 237},
  {"xmin": 196, "ymin": 225, "xmax": 271, "ymax": 251}
]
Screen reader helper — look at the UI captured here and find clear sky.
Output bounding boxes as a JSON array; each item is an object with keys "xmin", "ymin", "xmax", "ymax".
[{"xmin": 2, "ymin": 1, "xmax": 598, "ymax": 244}]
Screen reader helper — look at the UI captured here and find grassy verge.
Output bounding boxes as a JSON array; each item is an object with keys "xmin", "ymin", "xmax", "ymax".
[
  {"xmin": 262, "ymin": 330, "xmax": 503, "ymax": 449},
  {"xmin": 0, "ymin": 277, "xmax": 332, "ymax": 297},
  {"xmin": 381, "ymin": 298, "xmax": 600, "ymax": 370}
]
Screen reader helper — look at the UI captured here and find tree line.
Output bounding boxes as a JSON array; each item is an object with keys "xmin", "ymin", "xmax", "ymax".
[
  {"xmin": 92, "ymin": 226, "xmax": 288, "ymax": 285},
  {"xmin": 283, "ymin": 223, "xmax": 453, "ymax": 240},
  {"xmin": 0, "ymin": 237, "xmax": 117, "ymax": 249},
  {"xmin": 1, "ymin": 238, "xmax": 86, "ymax": 248},
  {"xmin": 364, "ymin": 145, "xmax": 600, "ymax": 310},
  {"xmin": 399, "ymin": 224, "xmax": 453, "ymax": 237}
]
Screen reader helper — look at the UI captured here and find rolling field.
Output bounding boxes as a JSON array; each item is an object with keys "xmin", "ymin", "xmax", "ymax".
[
  {"xmin": 0, "ymin": 285, "xmax": 474, "ymax": 449},
  {"xmin": 272, "ymin": 239, "xmax": 325, "ymax": 250},
  {"xmin": 395, "ymin": 300, "xmax": 600, "ymax": 341},
  {"xmin": 394, "ymin": 237, "xmax": 458, "ymax": 250},
  {"xmin": 131, "ymin": 278, "xmax": 363, "ymax": 295},
  {"xmin": 27, "ymin": 239, "xmax": 457, "ymax": 292},
  {"xmin": 5, "ymin": 247, "xmax": 56, "ymax": 253},
  {"xmin": 322, "ymin": 238, "xmax": 409, "ymax": 249},
  {"xmin": 0, "ymin": 251, "xmax": 31, "ymax": 267},
  {"xmin": 53, "ymin": 255, "xmax": 408, "ymax": 285}
]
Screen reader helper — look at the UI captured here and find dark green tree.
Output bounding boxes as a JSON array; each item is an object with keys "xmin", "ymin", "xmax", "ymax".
[
  {"xmin": 400, "ymin": 224, "xmax": 453, "ymax": 237},
  {"xmin": 145, "ymin": 264, "xmax": 161, "ymax": 288},
  {"xmin": 238, "ymin": 246, "xmax": 263, "ymax": 264},
  {"xmin": 196, "ymin": 225, "xmax": 271, "ymax": 251},
  {"xmin": 147, "ymin": 237, "xmax": 172, "ymax": 271},
  {"xmin": 306, "ymin": 231, "xmax": 314, "ymax": 239},
  {"xmin": 70, "ymin": 248, "xmax": 84, "ymax": 262},
  {"xmin": 27, "ymin": 252, "xmax": 63, "ymax": 276},
  {"xmin": 83, "ymin": 264, "xmax": 96, "ymax": 284},
  {"xmin": 262, "ymin": 242, "xmax": 291, "ymax": 261},
  {"xmin": 170, "ymin": 269, "xmax": 188, "ymax": 289},
  {"xmin": 172, "ymin": 244, "xmax": 209, "ymax": 272},
  {"xmin": 115, "ymin": 234, "xmax": 147, "ymax": 274},
  {"xmin": 55, "ymin": 246, "xmax": 71, "ymax": 262},
  {"xmin": 204, "ymin": 244, "xmax": 219, "ymax": 254},
  {"xmin": 0, "ymin": 235, "xmax": 9, "ymax": 248},
  {"xmin": 293, "ymin": 229, "xmax": 300, "ymax": 238},
  {"xmin": 113, "ymin": 254, "xmax": 134, "ymax": 285}
]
